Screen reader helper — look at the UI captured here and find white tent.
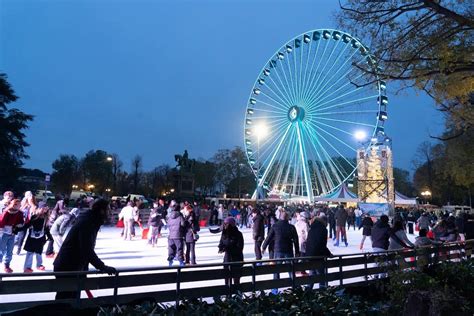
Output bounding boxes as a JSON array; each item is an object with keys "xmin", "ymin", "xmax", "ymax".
[
  {"xmin": 315, "ymin": 183, "xmax": 359, "ymax": 203},
  {"xmin": 382, "ymin": 190, "xmax": 417, "ymax": 206}
]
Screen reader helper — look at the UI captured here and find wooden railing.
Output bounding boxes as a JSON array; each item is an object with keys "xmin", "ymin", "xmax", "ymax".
[{"xmin": 0, "ymin": 240, "xmax": 472, "ymax": 312}]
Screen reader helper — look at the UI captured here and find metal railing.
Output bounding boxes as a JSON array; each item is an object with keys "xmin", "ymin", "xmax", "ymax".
[{"xmin": 0, "ymin": 240, "xmax": 472, "ymax": 312}]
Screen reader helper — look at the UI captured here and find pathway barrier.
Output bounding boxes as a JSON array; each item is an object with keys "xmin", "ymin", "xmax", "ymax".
[{"xmin": 0, "ymin": 240, "xmax": 472, "ymax": 312}]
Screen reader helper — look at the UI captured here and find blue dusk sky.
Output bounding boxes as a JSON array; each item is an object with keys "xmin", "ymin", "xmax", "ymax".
[{"xmin": 0, "ymin": 0, "xmax": 444, "ymax": 173}]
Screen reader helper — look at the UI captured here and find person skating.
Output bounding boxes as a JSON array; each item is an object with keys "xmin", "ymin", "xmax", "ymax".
[
  {"xmin": 389, "ymin": 220, "xmax": 415, "ymax": 250},
  {"xmin": 334, "ymin": 206, "xmax": 348, "ymax": 247},
  {"xmin": 167, "ymin": 204, "xmax": 185, "ymax": 266},
  {"xmin": 359, "ymin": 214, "xmax": 374, "ymax": 250},
  {"xmin": 147, "ymin": 201, "xmax": 161, "ymax": 246},
  {"xmin": 45, "ymin": 197, "xmax": 69, "ymax": 258},
  {"xmin": 218, "ymin": 217, "xmax": 244, "ymax": 287},
  {"xmin": 371, "ymin": 215, "xmax": 391, "ymax": 252},
  {"xmin": 306, "ymin": 215, "xmax": 332, "ymax": 289},
  {"xmin": 251, "ymin": 208, "xmax": 265, "ymax": 261},
  {"xmin": 0, "ymin": 199, "xmax": 25, "ymax": 273},
  {"xmin": 119, "ymin": 201, "xmax": 136, "ymax": 241},
  {"xmin": 50, "ymin": 209, "xmax": 76, "ymax": 254},
  {"xmin": 53, "ymin": 199, "xmax": 116, "ymax": 299},
  {"xmin": 184, "ymin": 205, "xmax": 197, "ymax": 265},
  {"xmin": 14, "ymin": 193, "xmax": 36, "ymax": 255},
  {"xmin": 21, "ymin": 202, "xmax": 51, "ymax": 273},
  {"xmin": 262, "ymin": 210, "xmax": 299, "ymax": 294}
]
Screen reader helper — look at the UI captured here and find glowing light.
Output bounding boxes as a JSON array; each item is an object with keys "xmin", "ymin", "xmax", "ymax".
[
  {"xmin": 254, "ymin": 123, "xmax": 268, "ymax": 140},
  {"xmin": 354, "ymin": 130, "xmax": 367, "ymax": 141}
]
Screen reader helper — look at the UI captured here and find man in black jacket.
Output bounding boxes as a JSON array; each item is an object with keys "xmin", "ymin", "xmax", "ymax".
[
  {"xmin": 53, "ymin": 199, "xmax": 116, "ymax": 300},
  {"xmin": 251, "ymin": 208, "xmax": 265, "ymax": 261},
  {"xmin": 262, "ymin": 210, "xmax": 299, "ymax": 294},
  {"xmin": 306, "ymin": 215, "xmax": 332, "ymax": 289},
  {"xmin": 167, "ymin": 205, "xmax": 185, "ymax": 266}
]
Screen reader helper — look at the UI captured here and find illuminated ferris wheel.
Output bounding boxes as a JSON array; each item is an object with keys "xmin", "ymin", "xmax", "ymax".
[{"xmin": 244, "ymin": 29, "xmax": 388, "ymax": 201}]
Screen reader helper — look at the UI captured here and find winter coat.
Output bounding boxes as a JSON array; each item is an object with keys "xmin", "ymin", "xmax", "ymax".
[
  {"xmin": 295, "ymin": 219, "xmax": 309, "ymax": 254},
  {"xmin": 53, "ymin": 210, "xmax": 106, "ymax": 271},
  {"xmin": 184, "ymin": 212, "xmax": 197, "ymax": 243},
  {"xmin": 48, "ymin": 200, "xmax": 68, "ymax": 227},
  {"xmin": 167, "ymin": 210, "xmax": 185, "ymax": 240},
  {"xmin": 371, "ymin": 220, "xmax": 391, "ymax": 250},
  {"xmin": 119, "ymin": 206, "xmax": 136, "ymax": 221},
  {"xmin": 359, "ymin": 217, "xmax": 374, "ymax": 236},
  {"xmin": 252, "ymin": 213, "xmax": 265, "ymax": 241},
  {"xmin": 0, "ymin": 209, "xmax": 24, "ymax": 235},
  {"xmin": 305, "ymin": 219, "xmax": 331, "ymax": 257},
  {"xmin": 218, "ymin": 226, "xmax": 244, "ymax": 263},
  {"xmin": 50, "ymin": 213, "xmax": 72, "ymax": 236},
  {"xmin": 262, "ymin": 220, "xmax": 299, "ymax": 257},
  {"xmin": 148, "ymin": 208, "xmax": 161, "ymax": 227},
  {"xmin": 418, "ymin": 215, "xmax": 431, "ymax": 230},
  {"xmin": 389, "ymin": 229, "xmax": 414, "ymax": 250},
  {"xmin": 415, "ymin": 236, "xmax": 441, "ymax": 247},
  {"xmin": 327, "ymin": 209, "xmax": 336, "ymax": 225},
  {"xmin": 335, "ymin": 208, "xmax": 348, "ymax": 227},
  {"xmin": 23, "ymin": 214, "xmax": 50, "ymax": 254}
]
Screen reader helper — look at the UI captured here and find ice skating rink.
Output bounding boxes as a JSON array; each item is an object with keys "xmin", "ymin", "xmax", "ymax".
[{"xmin": 1, "ymin": 225, "xmax": 417, "ymax": 304}]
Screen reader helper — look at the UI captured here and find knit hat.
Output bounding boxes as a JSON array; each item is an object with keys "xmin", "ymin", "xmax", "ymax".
[{"xmin": 224, "ymin": 217, "xmax": 236, "ymax": 226}]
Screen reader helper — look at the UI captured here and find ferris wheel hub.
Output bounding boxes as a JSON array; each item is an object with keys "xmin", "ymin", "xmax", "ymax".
[{"xmin": 288, "ymin": 105, "xmax": 305, "ymax": 122}]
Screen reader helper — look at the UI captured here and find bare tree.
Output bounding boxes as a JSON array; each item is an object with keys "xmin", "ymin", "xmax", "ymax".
[
  {"xmin": 335, "ymin": 1, "xmax": 474, "ymax": 138},
  {"xmin": 131, "ymin": 155, "xmax": 142, "ymax": 193}
]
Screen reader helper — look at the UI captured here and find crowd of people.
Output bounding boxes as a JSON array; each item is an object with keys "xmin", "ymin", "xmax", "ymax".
[{"xmin": 1, "ymin": 189, "xmax": 473, "ymax": 293}]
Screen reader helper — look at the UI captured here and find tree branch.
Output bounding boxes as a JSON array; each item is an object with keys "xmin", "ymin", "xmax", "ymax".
[{"xmin": 422, "ymin": 0, "xmax": 474, "ymax": 28}]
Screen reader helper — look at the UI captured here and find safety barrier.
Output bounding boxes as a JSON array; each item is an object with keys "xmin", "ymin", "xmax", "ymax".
[{"xmin": 0, "ymin": 240, "xmax": 472, "ymax": 312}]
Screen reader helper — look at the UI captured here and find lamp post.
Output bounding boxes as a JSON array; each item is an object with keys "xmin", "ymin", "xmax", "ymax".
[
  {"xmin": 238, "ymin": 163, "xmax": 244, "ymax": 203},
  {"xmin": 254, "ymin": 123, "xmax": 268, "ymax": 202},
  {"xmin": 107, "ymin": 155, "xmax": 117, "ymax": 194}
]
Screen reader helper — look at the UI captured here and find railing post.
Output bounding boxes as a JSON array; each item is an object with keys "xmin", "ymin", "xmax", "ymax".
[
  {"xmin": 113, "ymin": 271, "xmax": 119, "ymax": 305},
  {"xmin": 176, "ymin": 267, "xmax": 181, "ymax": 307},
  {"xmin": 364, "ymin": 254, "xmax": 368, "ymax": 286},
  {"xmin": 339, "ymin": 256, "xmax": 343, "ymax": 286},
  {"xmin": 76, "ymin": 273, "xmax": 81, "ymax": 307},
  {"xmin": 291, "ymin": 259, "xmax": 296, "ymax": 290},
  {"xmin": 252, "ymin": 262, "xmax": 256, "ymax": 293},
  {"xmin": 227, "ymin": 264, "xmax": 232, "ymax": 296}
]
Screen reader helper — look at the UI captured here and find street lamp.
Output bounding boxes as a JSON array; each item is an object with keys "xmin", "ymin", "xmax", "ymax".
[
  {"xmin": 254, "ymin": 123, "xmax": 268, "ymax": 201},
  {"xmin": 421, "ymin": 190, "xmax": 432, "ymax": 204},
  {"xmin": 106, "ymin": 156, "xmax": 113, "ymax": 162}
]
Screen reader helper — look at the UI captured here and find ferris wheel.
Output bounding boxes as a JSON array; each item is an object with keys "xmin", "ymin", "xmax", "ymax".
[{"xmin": 244, "ymin": 29, "xmax": 388, "ymax": 201}]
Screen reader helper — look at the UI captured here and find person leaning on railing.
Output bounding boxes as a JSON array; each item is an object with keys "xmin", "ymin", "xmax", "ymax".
[
  {"xmin": 53, "ymin": 199, "xmax": 116, "ymax": 300},
  {"xmin": 305, "ymin": 214, "xmax": 332, "ymax": 289}
]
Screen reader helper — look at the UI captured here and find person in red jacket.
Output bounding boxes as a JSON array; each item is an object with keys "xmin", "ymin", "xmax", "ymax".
[{"xmin": 0, "ymin": 199, "xmax": 25, "ymax": 273}]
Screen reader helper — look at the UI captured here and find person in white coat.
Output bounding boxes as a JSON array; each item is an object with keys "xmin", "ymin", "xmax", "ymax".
[
  {"xmin": 295, "ymin": 211, "xmax": 309, "ymax": 257},
  {"xmin": 119, "ymin": 202, "xmax": 137, "ymax": 240}
]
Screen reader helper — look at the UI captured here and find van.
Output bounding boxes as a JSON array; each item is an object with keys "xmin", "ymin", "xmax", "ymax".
[
  {"xmin": 35, "ymin": 190, "xmax": 55, "ymax": 202},
  {"xmin": 69, "ymin": 190, "xmax": 91, "ymax": 201}
]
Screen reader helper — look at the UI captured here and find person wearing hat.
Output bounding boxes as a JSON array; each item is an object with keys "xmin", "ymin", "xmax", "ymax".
[
  {"xmin": 167, "ymin": 204, "xmax": 186, "ymax": 266},
  {"xmin": 0, "ymin": 199, "xmax": 24, "ymax": 273},
  {"xmin": 218, "ymin": 217, "xmax": 244, "ymax": 287},
  {"xmin": 53, "ymin": 199, "xmax": 116, "ymax": 299}
]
